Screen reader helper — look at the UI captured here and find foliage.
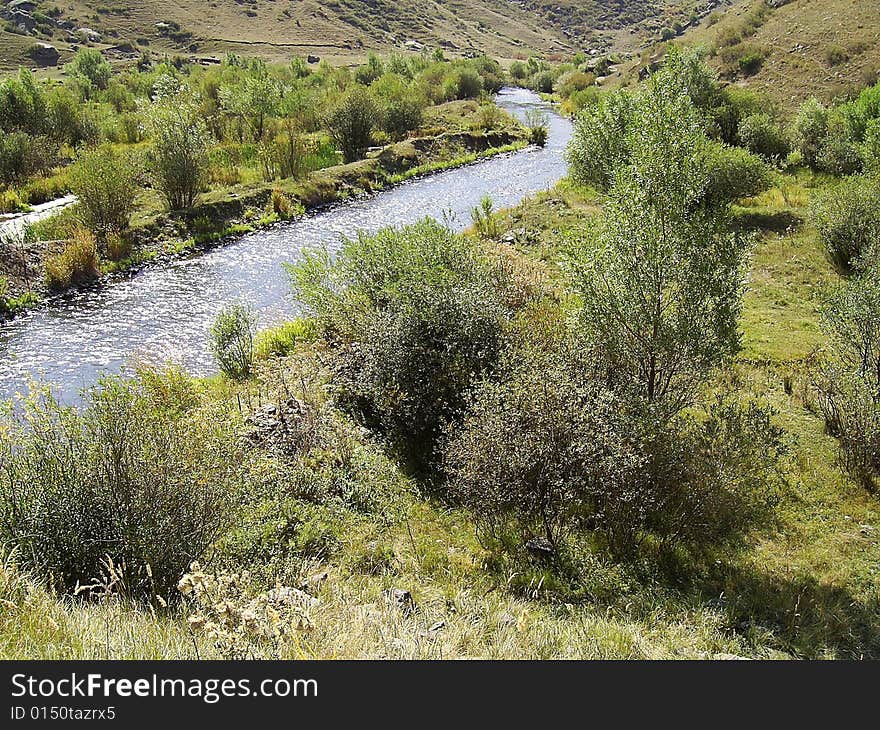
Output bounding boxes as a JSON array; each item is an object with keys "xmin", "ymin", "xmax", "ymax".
[
  {"xmin": 814, "ymin": 271, "xmax": 880, "ymax": 490},
  {"xmin": 145, "ymin": 85, "xmax": 211, "ymax": 211},
  {"xmin": 44, "ymin": 228, "xmax": 100, "ymax": 291},
  {"xmin": 569, "ymin": 68, "xmax": 749, "ymax": 418},
  {"xmin": 0, "ymin": 371, "xmax": 242, "ymax": 597},
  {"xmin": 811, "ymin": 175, "xmax": 880, "ymax": 271},
  {"xmin": 210, "ymin": 303, "xmax": 257, "ymax": 380},
  {"xmin": 446, "ymin": 349, "xmax": 782, "ymax": 555},
  {"xmin": 66, "ymin": 49, "xmax": 112, "ymax": 98},
  {"xmin": 326, "ymin": 87, "xmax": 380, "ymax": 163},
  {"xmin": 69, "ymin": 145, "xmax": 139, "ymax": 239},
  {"xmin": 737, "ymin": 113, "xmax": 790, "ymax": 161},
  {"xmin": 288, "ymin": 219, "xmax": 515, "ymax": 469}
]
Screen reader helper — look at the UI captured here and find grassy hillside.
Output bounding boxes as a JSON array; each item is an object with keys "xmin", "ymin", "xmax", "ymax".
[
  {"xmin": 0, "ymin": 0, "xmax": 711, "ymax": 71},
  {"xmin": 674, "ymin": 0, "xmax": 880, "ymax": 108}
]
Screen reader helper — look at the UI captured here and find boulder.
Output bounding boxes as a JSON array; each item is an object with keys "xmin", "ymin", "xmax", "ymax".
[{"xmin": 27, "ymin": 42, "xmax": 59, "ymax": 66}]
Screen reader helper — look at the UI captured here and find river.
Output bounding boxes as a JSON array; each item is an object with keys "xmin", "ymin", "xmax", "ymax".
[{"xmin": 0, "ymin": 88, "xmax": 572, "ymax": 403}]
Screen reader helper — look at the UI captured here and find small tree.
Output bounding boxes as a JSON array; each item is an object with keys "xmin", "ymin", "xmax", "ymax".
[
  {"xmin": 814, "ymin": 272, "xmax": 880, "ymax": 489},
  {"xmin": 146, "ymin": 86, "xmax": 211, "ymax": 210},
  {"xmin": 66, "ymin": 48, "xmax": 112, "ymax": 99},
  {"xmin": 570, "ymin": 63, "xmax": 748, "ymax": 419},
  {"xmin": 811, "ymin": 175, "xmax": 880, "ymax": 271},
  {"xmin": 791, "ymin": 98, "xmax": 829, "ymax": 169},
  {"xmin": 326, "ymin": 87, "xmax": 379, "ymax": 163},
  {"xmin": 69, "ymin": 144, "xmax": 139, "ymax": 239},
  {"xmin": 210, "ymin": 303, "xmax": 256, "ymax": 380}
]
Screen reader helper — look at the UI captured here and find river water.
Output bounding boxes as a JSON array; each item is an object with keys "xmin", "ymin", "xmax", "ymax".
[{"xmin": 0, "ymin": 88, "xmax": 572, "ymax": 403}]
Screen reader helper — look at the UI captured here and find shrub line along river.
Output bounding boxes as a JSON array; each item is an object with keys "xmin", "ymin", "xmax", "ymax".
[{"xmin": 0, "ymin": 88, "xmax": 572, "ymax": 403}]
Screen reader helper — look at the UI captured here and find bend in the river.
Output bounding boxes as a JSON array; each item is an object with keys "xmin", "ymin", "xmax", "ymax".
[{"xmin": 0, "ymin": 88, "xmax": 572, "ymax": 403}]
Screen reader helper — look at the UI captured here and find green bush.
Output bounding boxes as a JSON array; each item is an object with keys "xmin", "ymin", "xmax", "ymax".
[
  {"xmin": 210, "ymin": 303, "xmax": 256, "ymax": 380},
  {"xmin": 815, "ymin": 272, "xmax": 880, "ymax": 490},
  {"xmin": 445, "ymin": 351, "xmax": 782, "ymax": 555},
  {"xmin": 326, "ymin": 87, "xmax": 380, "ymax": 163},
  {"xmin": 69, "ymin": 144, "xmax": 139, "ymax": 238},
  {"xmin": 701, "ymin": 142, "xmax": 773, "ymax": 204},
  {"xmin": 0, "ymin": 370, "xmax": 241, "ymax": 597},
  {"xmin": 146, "ymin": 85, "xmax": 211, "ymax": 210},
  {"xmin": 817, "ymin": 118, "xmax": 862, "ymax": 175},
  {"xmin": 864, "ymin": 118, "xmax": 880, "ymax": 174},
  {"xmin": 737, "ymin": 113, "xmax": 790, "ymax": 161},
  {"xmin": 811, "ymin": 175, "xmax": 880, "ymax": 271},
  {"xmin": 791, "ymin": 98, "xmax": 829, "ymax": 169},
  {"xmin": 288, "ymin": 219, "xmax": 513, "ymax": 469},
  {"xmin": 66, "ymin": 48, "xmax": 112, "ymax": 98}
]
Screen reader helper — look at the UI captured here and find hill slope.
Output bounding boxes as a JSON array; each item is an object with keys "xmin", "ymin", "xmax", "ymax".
[
  {"xmin": 0, "ymin": 0, "xmax": 705, "ymax": 69},
  {"xmin": 676, "ymin": 0, "xmax": 880, "ymax": 107}
]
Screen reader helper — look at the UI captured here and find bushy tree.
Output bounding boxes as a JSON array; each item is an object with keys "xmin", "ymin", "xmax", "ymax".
[
  {"xmin": 146, "ymin": 83, "xmax": 211, "ymax": 210},
  {"xmin": 814, "ymin": 271, "xmax": 880, "ymax": 490},
  {"xmin": 566, "ymin": 88, "xmax": 636, "ymax": 190},
  {"xmin": 791, "ymin": 98, "xmax": 829, "ymax": 169},
  {"xmin": 210, "ymin": 303, "xmax": 256, "ymax": 380},
  {"xmin": 0, "ymin": 371, "xmax": 241, "ymax": 596},
  {"xmin": 569, "ymin": 66, "xmax": 749, "ymax": 417},
  {"xmin": 737, "ymin": 112, "xmax": 791, "ymax": 161},
  {"xmin": 446, "ymin": 349, "xmax": 781, "ymax": 555},
  {"xmin": 326, "ymin": 87, "xmax": 379, "ymax": 163},
  {"xmin": 69, "ymin": 144, "xmax": 139, "ymax": 239},
  {"xmin": 811, "ymin": 175, "xmax": 880, "ymax": 271},
  {"xmin": 288, "ymin": 219, "xmax": 513, "ymax": 469},
  {"xmin": 67, "ymin": 48, "xmax": 112, "ymax": 99}
]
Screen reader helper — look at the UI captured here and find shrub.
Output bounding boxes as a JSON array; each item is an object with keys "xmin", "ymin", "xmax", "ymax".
[
  {"xmin": 817, "ymin": 118, "xmax": 862, "ymax": 175},
  {"xmin": 209, "ymin": 303, "xmax": 256, "ymax": 380},
  {"xmin": 470, "ymin": 195, "xmax": 499, "ymax": 238},
  {"xmin": 555, "ymin": 70, "xmax": 594, "ymax": 98},
  {"xmin": 701, "ymin": 142, "xmax": 773, "ymax": 205},
  {"xmin": 288, "ymin": 219, "xmax": 514, "ymax": 469},
  {"xmin": 44, "ymin": 227, "xmax": 100, "ymax": 291},
  {"xmin": 864, "ymin": 118, "xmax": 880, "ymax": 174},
  {"xmin": 814, "ymin": 272, "xmax": 880, "ymax": 489},
  {"xmin": 737, "ymin": 47, "xmax": 767, "ymax": 76},
  {"xmin": 0, "ymin": 371, "xmax": 241, "ymax": 597},
  {"xmin": 567, "ymin": 88, "xmax": 636, "ymax": 190},
  {"xmin": 326, "ymin": 87, "xmax": 380, "ymax": 163},
  {"xmin": 380, "ymin": 95, "xmax": 424, "ymax": 138},
  {"xmin": 453, "ymin": 68, "xmax": 483, "ymax": 99},
  {"xmin": 737, "ymin": 113, "xmax": 790, "ymax": 161},
  {"xmin": 446, "ymin": 351, "xmax": 782, "ymax": 555},
  {"xmin": 811, "ymin": 175, "xmax": 880, "ymax": 271},
  {"xmin": 791, "ymin": 98, "xmax": 829, "ymax": 169},
  {"xmin": 509, "ymin": 60, "xmax": 527, "ymax": 80},
  {"xmin": 525, "ymin": 109, "xmax": 549, "ymax": 147},
  {"xmin": 0, "ymin": 131, "xmax": 55, "ymax": 185},
  {"xmin": 147, "ymin": 88, "xmax": 211, "ymax": 210},
  {"xmin": 66, "ymin": 48, "xmax": 112, "ymax": 97},
  {"xmin": 69, "ymin": 144, "xmax": 139, "ymax": 239}
]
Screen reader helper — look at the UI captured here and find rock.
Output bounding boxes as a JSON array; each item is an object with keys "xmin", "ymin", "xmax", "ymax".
[
  {"xmin": 299, "ymin": 571, "xmax": 329, "ymax": 593},
  {"xmin": 525, "ymin": 536, "xmax": 555, "ymax": 559},
  {"xmin": 245, "ymin": 397, "xmax": 307, "ymax": 449},
  {"xmin": 307, "ymin": 54, "xmax": 320, "ymax": 64},
  {"xmin": 267, "ymin": 585, "xmax": 319, "ymax": 609},
  {"xmin": 27, "ymin": 42, "xmax": 59, "ymax": 66},
  {"xmin": 384, "ymin": 588, "xmax": 417, "ymax": 614}
]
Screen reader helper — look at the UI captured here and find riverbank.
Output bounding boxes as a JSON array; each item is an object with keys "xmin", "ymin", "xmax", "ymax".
[
  {"xmin": 3, "ymin": 170, "xmax": 878, "ymax": 660},
  {"xmin": 0, "ymin": 99, "xmax": 529, "ymax": 321}
]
